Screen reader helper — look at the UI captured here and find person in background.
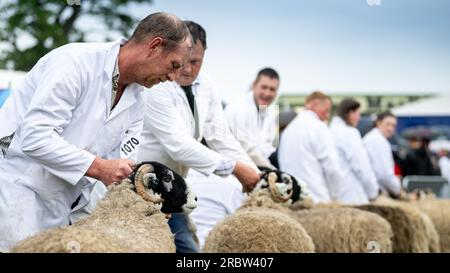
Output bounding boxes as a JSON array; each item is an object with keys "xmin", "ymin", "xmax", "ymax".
[
  {"xmin": 225, "ymin": 68, "xmax": 279, "ymax": 170},
  {"xmin": 437, "ymin": 150, "xmax": 450, "ymax": 182},
  {"xmin": 137, "ymin": 21, "xmax": 260, "ymax": 253},
  {"xmin": 363, "ymin": 111, "xmax": 403, "ymax": 198},
  {"xmin": 278, "ymin": 91, "xmax": 347, "ymax": 203},
  {"xmin": 403, "ymin": 136, "xmax": 441, "ymax": 176},
  {"xmin": 329, "ymin": 98, "xmax": 379, "ymax": 205}
]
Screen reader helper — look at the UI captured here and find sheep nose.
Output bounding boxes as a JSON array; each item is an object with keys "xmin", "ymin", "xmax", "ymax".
[{"xmin": 195, "ymin": 197, "xmax": 198, "ymax": 202}]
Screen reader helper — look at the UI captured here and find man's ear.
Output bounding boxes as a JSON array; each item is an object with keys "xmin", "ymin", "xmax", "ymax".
[{"xmin": 147, "ymin": 37, "xmax": 163, "ymax": 56}]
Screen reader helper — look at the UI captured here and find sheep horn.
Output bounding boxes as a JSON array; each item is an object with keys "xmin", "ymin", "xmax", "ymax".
[
  {"xmin": 267, "ymin": 172, "xmax": 293, "ymax": 202},
  {"xmin": 134, "ymin": 163, "xmax": 164, "ymax": 204}
]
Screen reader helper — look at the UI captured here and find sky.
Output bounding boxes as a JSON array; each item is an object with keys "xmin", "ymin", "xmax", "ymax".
[
  {"xmin": 10, "ymin": 0, "xmax": 450, "ymax": 103},
  {"xmin": 122, "ymin": 0, "xmax": 450, "ymax": 103}
]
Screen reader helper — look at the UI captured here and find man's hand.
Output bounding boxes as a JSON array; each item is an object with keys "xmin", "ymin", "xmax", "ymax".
[
  {"xmin": 86, "ymin": 157, "xmax": 135, "ymax": 186},
  {"xmin": 233, "ymin": 161, "xmax": 261, "ymax": 193}
]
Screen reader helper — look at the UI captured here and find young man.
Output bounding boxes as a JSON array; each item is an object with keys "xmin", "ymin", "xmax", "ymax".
[
  {"xmin": 279, "ymin": 91, "xmax": 347, "ymax": 203},
  {"xmin": 225, "ymin": 68, "xmax": 279, "ymax": 169},
  {"xmin": 0, "ymin": 12, "xmax": 193, "ymax": 251},
  {"xmin": 138, "ymin": 21, "xmax": 260, "ymax": 253}
]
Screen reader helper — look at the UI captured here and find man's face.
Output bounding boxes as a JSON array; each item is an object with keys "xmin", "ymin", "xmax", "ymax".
[
  {"xmin": 377, "ymin": 116, "xmax": 397, "ymax": 138},
  {"xmin": 253, "ymin": 75, "xmax": 279, "ymax": 107},
  {"xmin": 176, "ymin": 41, "xmax": 205, "ymax": 86},
  {"xmin": 313, "ymin": 99, "xmax": 332, "ymax": 121},
  {"xmin": 137, "ymin": 37, "xmax": 192, "ymax": 88}
]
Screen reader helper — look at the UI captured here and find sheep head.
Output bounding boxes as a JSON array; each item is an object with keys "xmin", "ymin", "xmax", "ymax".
[
  {"xmin": 130, "ymin": 161, "xmax": 197, "ymax": 214},
  {"xmin": 256, "ymin": 167, "xmax": 309, "ymax": 204}
]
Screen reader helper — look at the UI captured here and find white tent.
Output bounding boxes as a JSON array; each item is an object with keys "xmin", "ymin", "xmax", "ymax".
[
  {"xmin": 0, "ymin": 69, "xmax": 26, "ymax": 90},
  {"xmin": 392, "ymin": 93, "xmax": 450, "ymax": 117}
]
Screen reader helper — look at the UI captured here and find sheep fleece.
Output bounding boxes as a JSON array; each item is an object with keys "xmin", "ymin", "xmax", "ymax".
[
  {"xmin": 292, "ymin": 207, "xmax": 393, "ymax": 253},
  {"xmin": 203, "ymin": 208, "xmax": 315, "ymax": 253},
  {"xmin": 11, "ymin": 182, "xmax": 175, "ymax": 253},
  {"xmin": 412, "ymin": 199, "xmax": 450, "ymax": 253}
]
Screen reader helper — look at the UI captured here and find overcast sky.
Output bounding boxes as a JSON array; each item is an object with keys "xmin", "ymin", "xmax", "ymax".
[{"xmin": 13, "ymin": 0, "xmax": 450, "ymax": 103}]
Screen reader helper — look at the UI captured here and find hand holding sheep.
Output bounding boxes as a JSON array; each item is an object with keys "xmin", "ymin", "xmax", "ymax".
[
  {"xmin": 232, "ymin": 161, "xmax": 261, "ymax": 192},
  {"xmin": 86, "ymin": 157, "xmax": 135, "ymax": 186}
]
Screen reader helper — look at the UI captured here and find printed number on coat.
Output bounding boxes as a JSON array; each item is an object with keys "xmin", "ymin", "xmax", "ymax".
[{"xmin": 121, "ymin": 137, "xmax": 140, "ymax": 156}]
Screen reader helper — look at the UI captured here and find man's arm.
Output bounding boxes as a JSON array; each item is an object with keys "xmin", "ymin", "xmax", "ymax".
[
  {"xmin": 143, "ymin": 86, "xmax": 223, "ymax": 176},
  {"xmin": 20, "ymin": 54, "xmax": 134, "ymax": 186},
  {"xmin": 19, "ymin": 54, "xmax": 98, "ymax": 185},
  {"xmin": 224, "ymin": 105, "xmax": 275, "ymax": 169},
  {"xmin": 203, "ymin": 87, "xmax": 258, "ymax": 171},
  {"xmin": 203, "ymin": 83, "xmax": 260, "ymax": 190}
]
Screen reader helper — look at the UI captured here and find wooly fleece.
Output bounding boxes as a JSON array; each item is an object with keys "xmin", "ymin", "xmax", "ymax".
[
  {"xmin": 11, "ymin": 182, "xmax": 175, "ymax": 253},
  {"xmin": 292, "ymin": 207, "xmax": 393, "ymax": 253},
  {"xmin": 411, "ymin": 199, "xmax": 450, "ymax": 252},
  {"xmin": 203, "ymin": 190, "xmax": 315, "ymax": 253},
  {"xmin": 357, "ymin": 196, "xmax": 440, "ymax": 253}
]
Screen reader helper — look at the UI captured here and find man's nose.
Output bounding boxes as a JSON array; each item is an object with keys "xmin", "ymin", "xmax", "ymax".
[{"xmin": 184, "ymin": 63, "xmax": 192, "ymax": 74}]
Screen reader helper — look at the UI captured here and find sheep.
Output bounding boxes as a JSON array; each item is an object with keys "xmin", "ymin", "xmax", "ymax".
[
  {"xmin": 290, "ymin": 192, "xmax": 439, "ymax": 253},
  {"xmin": 289, "ymin": 201, "xmax": 394, "ymax": 253},
  {"xmin": 292, "ymin": 207, "xmax": 393, "ymax": 253},
  {"xmin": 205, "ymin": 169, "xmax": 396, "ymax": 253},
  {"xmin": 203, "ymin": 171, "xmax": 315, "ymax": 253},
  {"xmin": 411, "ymin": 198, "xmax": 450, "ymax": 252},
  {"xmin": 354, "ymin": 195, "xmax": 440, "ymax": 253},
  {"xmin": 11, "ymin": 161, "xmax": 197, "ymax": 253}
]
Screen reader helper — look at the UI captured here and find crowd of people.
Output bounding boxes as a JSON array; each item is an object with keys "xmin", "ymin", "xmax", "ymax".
[{"xmin": 0, "ymin": 12, "xmax": 449, "ymax": 253}]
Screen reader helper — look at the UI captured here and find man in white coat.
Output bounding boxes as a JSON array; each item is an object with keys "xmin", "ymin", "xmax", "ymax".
[
  {"xmin": 279, "ymin": 91, "xmax": 347, "ymax": 203},
  {"xmin": 0, "ymin": 12, "xmax": 193, "ymax": 251},
  {"xmin": 363, "ymin": 111, "xmax": 403, "ymax": 197},
  {"xmin": 438, "ymin": 152, "xmax": 450, "ymax": 184},
  {"xmin": 225, "ymin": 68, "xmax": 279, "ymax": 169},
  {"xmin": 329, "ymin": 99, "xmax": 380, "ymax": 205},
  {"xmin": 138, "ymin": 21, "xmax": 260, "ymax": 253}
]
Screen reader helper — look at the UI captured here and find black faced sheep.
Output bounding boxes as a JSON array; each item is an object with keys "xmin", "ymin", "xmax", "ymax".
[{"xmin": 11, "ymin": 161, "xmax": 197, "ymax": 253}]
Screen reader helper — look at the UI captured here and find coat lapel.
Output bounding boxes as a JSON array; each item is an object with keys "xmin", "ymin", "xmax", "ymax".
[{"xmin": 106, "ymin": 84, "xmax": 138, "ymax": 122}]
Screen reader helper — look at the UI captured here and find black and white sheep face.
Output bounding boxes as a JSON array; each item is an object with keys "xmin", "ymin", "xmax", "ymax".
[
  {"xmin": 256, "ymin": 167, "xmax": 308, "ymax": 203},
  {"xmin": 130, "ymin": 161, "xmax": 197, "ymax": 214}
]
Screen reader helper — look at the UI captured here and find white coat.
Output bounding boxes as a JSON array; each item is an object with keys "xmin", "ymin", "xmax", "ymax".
[
  {"xmin": 329, "ymin": 117, "xmax": 379, "ymax": 204},
  {"xmin": 278, "ymin": 110, "xmax": 347, "ymax": 203},
  {"xmin": 137, "ymin": 72, "xmax": 256, "ymax": 178},
  {"xmin": 0, "ymin": 38, "xmax": 144, "ymax": 250},
  {"xmin": 439, "ymin": 157, "xmax": 450, "ymax": 184},
  {"xmin": 363, "ymin": 128, "xmax": 402, "ymax": 195},
  {"xmin": 224, "ymin": 92, "xmax": 278, "ymax": 167},
  {"xmin": 186, "ymin": 169, "xmax": 245, "ymax": 250}
]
